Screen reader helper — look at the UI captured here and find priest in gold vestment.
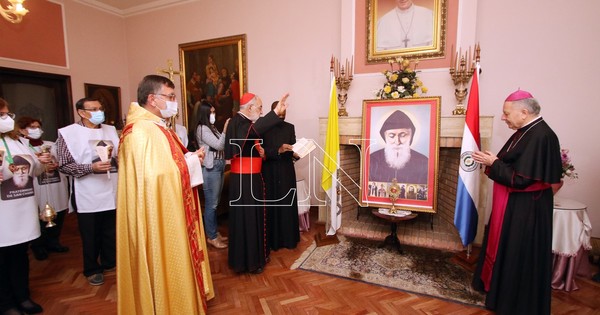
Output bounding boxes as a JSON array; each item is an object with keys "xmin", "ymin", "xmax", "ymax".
[{"xmin": 117, "ymin": 75, "xmax": 214, "ymax": 314}]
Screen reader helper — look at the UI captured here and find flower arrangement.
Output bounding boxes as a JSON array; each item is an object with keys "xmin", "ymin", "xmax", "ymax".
[
  {"xmin": 560, "ymin": 148, "xmax": 578, "ymax": 180},
  {"xmin": 376, "ymin": 57, "xmax": 428, "ymax": 99}
]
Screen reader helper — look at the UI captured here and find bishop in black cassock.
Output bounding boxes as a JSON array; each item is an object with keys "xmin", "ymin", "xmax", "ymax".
[
  {"xmin": 471, "ymin": 89, "xmax": 562, "ymax": 315},
  {"xmin": 224, "ymin": 92, "xmax": 288, "ymax": 274}
]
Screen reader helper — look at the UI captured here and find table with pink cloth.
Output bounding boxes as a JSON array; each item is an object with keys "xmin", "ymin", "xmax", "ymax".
[
  {"xmin": 297, "ymin": 179, "xmax": 311, "ymax": 231},
  {"xmin": 551, "ymin": 197, "xmax": 593, "ymax": 291}
]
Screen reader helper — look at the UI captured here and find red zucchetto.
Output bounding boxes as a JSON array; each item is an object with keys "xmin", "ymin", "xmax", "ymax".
[{"xmin": 240, "ymin": 93, "xmax": 256, "ymax": 106}]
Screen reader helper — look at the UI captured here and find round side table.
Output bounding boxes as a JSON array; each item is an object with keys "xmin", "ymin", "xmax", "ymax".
[{"xmin": 371, "ymin": 209, "xmax": 418, "ymax": 254}]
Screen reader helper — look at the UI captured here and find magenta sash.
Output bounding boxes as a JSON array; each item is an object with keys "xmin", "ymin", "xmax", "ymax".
[{"xmin": 481, "ymin": 181, "xmax": 551, "ymax": 291}]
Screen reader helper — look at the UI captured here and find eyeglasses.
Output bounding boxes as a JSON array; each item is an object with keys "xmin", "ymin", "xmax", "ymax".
[
  {"xmin": 0, "ymin": 112, "xmax": 16, "ymax": 119},
  {"xmin": 155, "ymin": 93, "xmax": 177, "ymax": 101},
  {"xmin": 80, "ymin": 107, "xmax": 104, "ymax": 112}
]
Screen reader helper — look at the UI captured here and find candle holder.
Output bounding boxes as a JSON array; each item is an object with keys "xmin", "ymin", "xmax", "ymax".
[
  {"xmin": 449, "ymin": 44, "xmax": 480, "ymax": 115},
  {"xmin": 330, "ymin": 56, "xmax": 353, "ymax": 117}
]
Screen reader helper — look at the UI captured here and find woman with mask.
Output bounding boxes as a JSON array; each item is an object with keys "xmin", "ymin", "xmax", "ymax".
[
  {"xmin": 16, "ymin": 117, "xmax": 70, "ymax": 261},
  {"xmin": 196, "ymin": 101, "xmax": 229, "ymax": 249},
  {"xmin": 0, "ymin": 98, "xmax": 51, "ymax": 315}
]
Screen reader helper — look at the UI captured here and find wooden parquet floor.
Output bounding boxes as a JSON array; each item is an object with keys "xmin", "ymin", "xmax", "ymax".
[{"xmin": 28, "ymin": 212, "xmax": 600, "ymax": 314}]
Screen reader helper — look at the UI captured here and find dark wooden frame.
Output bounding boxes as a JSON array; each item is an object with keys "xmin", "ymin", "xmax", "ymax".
[
  {"xmin": 84, "ymin": 83, "xmax": 122, "ymax": 129},
  {"xmin": 0, "ymin": 67, "xmax": 73, "ymax": 141}
]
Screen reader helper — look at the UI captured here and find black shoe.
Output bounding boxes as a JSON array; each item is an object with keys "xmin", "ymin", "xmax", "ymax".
[
  {"xmin": 18, "ymin": 299, "xmax": 43, "ymax": 314},
  {"xmin": 2, "ymin": 307, "xmax": 24, "ymax": 315},
  {"xmin": 250, "ymin": 267, "xmax": 264, "ymax": 274},
  {"xmin": 32, "ymin": 248, "xmax": 48, "ymax": 261},
  {"xmin": 46, "ymin": 244, "xmax": 69, "ymax": 253}
]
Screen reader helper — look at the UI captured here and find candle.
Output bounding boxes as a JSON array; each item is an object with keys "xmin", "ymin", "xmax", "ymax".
[
  {"xmin": 350, "ymin": 55, "xmax": 354, "ymax": 79},
  {"xmin": 450, "ymin": 44, "xmax": 455, "ymax": 70}
]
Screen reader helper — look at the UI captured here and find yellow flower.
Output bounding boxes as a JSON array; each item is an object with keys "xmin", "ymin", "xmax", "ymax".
[
  {"xmin": 391, "ymin": 91, "xmax": 400, "ymax": 99},
  {"xmin": 383, "ymin": 85, "xmax": 392, "ymax": 93},
  {"xmin": 405, "ymin": 68, "xmax": 413, "ymax": 73},
  {"xmin": 416, "ymin": 80, "xmax": 423, "ymax": 87},
  {"xmin": 389, "ymin": 73, "xmax": 398, "ymax": 82},
  {"xmin": 421, "ymin": 86, "xmax": 428, "ymax": 93},
  {"xmin": 413, "ymin": 93, "xmax": 419, "ymax": 98},
  {"xmin": 402, "ymin": 59, "xmax": 410, "ymax": 68},
  {"xmin": 402, "ymin": 77, "xmax": 410, "ymax": 84}
]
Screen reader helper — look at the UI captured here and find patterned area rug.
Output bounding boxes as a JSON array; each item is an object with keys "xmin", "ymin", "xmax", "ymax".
[{"xmin": 292, "ymin": 236, "xmax": 485, "ymax": 306}]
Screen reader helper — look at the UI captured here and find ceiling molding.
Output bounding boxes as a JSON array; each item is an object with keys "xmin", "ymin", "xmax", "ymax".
[{"xmin": 74, "ymin": 0, "xmax": 198, "ymax": 17}]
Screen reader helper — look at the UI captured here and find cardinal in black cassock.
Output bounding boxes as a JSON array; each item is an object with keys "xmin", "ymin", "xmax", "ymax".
[
  {"xmin": 224, "ymin": 92, "xmax": 288, "ymax": 274},
  {"xmin": 471, "ymin": 89, "xmax": 562, "ymax": 315},
  {"xmin": 261, "ymin": 101, "xmax": 300, "ymax": 251}
]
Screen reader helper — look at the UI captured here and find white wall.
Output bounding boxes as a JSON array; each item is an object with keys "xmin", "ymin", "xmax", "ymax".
[
  {"xmin": 3, "ymin": 0, "xmax": 599, "ymax": 236},
  {"xmin": 122, "ymin": 0, "xmax": 341, "ymax": 197},
  {"xmin": 475, "ymin": 1, "xmax": 600, "ymax": 235}
]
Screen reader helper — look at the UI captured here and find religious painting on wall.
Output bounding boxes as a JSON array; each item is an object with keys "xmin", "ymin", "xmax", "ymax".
[
  {"xmin": 367, "ymin": 0, "xmax": 448, "ymax": 63},
  {"xmin": 84, "ymin": 83, "xmax": 122, "ymax": 129},
  {"xmin": 360, "ymin": 97, "xmax": 440, "ymax": 213},
  {"xmin": 179, "ymin": 34, "xmax": 247, "ymax": 135}
]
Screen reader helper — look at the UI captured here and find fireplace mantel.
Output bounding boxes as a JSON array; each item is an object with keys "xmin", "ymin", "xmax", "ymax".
[
  {"xmin": 317, "ymin": 115, "xmax": 495, "ymax": 247},
  {"xmin": 319, "ymin": 116, "xmax": 494, "ymax": 147}
]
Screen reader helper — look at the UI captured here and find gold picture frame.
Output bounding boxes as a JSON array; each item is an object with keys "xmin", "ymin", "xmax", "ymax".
[
  {"xmin": 360, "ymin": 97, "xmax": 441, "ymax": 213},
  {"xmin": 367, "ymin": 0, "xmax": 447, "ymax": 63},
  {"xmin": 178, "ymin": 34, "xmax": 247, "ymax": 133}
]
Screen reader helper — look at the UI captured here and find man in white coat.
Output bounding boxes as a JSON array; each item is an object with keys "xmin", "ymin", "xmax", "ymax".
[{"xmin": 57, "ymin": 97, "xmax": 119, "ymax": 286}]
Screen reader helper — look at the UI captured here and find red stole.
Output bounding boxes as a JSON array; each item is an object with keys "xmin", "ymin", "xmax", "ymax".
[
  {"xmin": 481, "ymin": 181, "xmax": 551, "ymax": 291},
  {"xmin": 160, "ymin": 127, "xmax": 208, "ymax": 312}
]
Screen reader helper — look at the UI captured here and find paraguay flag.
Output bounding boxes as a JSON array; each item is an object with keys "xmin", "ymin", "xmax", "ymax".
[{"xmin": 454, "ymin": 65, "xmax": 481, "ymax": 246}]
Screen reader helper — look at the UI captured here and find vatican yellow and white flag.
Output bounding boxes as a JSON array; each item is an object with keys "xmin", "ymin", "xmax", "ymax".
[{"xmin": 321, "ymin": 74, "xmax": 341, "ymax": 235}]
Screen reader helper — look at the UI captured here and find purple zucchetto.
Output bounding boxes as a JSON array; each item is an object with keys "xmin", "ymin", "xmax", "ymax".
[{"xmin": 505, "ymin": 89, "xmax": 534, "ymax": 102}]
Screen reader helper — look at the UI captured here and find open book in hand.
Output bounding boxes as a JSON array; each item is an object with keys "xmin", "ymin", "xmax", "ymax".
[{"xmin": 292, "ymin": 138, "xmax": 316, "ymax": 159}]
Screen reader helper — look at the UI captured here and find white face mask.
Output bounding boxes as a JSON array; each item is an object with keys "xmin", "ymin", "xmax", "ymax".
[
  {"xmin": 0, "ymin": 116, "xmax": 15, "ymax": 133},
  {"xmin": 209, "ymin": 113, "xmax": 216, "ymax": 124},
  {"xmin": 159, "ymin": 100, "xmax": 178, "ymax": 119},
  {"xmin": 27, "ymin": 127, "xmax": 43, "ymax": 139}
]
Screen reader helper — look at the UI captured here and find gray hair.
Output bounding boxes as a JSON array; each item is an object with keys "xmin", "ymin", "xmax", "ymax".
[{"xmin": 515, "ymin": 98, "xmax": 541, "ymax": 115}]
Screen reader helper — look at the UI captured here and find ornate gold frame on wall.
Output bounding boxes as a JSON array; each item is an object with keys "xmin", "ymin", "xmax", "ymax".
[
  {"xmin": 178, "ymin": 34, "xmax": 247, "ymax": 132},
  {"xmin": 367, "ymin": 0, "xmax": 447, "ymax": 63}
]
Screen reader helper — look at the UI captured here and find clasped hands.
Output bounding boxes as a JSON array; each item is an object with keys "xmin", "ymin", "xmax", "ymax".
[{"xmin": 472, "ymin": 150, "xmax": 498, "ymax": 167}]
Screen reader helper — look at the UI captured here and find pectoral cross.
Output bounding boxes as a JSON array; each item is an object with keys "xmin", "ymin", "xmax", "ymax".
[
  {"xmin": 157, "ymin": 59, "xmax": 182, "ymax": 82},
  {"xmin": 402, "ymin": 36, "xmax": 410, "ymax": 48}
]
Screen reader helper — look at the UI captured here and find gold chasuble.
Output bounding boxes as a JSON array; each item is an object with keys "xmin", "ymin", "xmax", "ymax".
[{"xmin": 117, "ymin": 103, "xmax": 214, "ymax": 314}]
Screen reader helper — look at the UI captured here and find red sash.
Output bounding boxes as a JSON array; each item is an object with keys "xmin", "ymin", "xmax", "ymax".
[
  {"xmin": 231, "ymin": 157, "xmax": 262, "ymax": 174},
  {"xmin": 481, "ymin": 181, "xmax": 551, "ymax": 291}
]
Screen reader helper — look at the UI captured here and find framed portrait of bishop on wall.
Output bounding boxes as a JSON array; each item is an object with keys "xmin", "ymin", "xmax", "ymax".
[{"xmin": 360, "ymin": 97, "xmax": 440, "ymax": 213}]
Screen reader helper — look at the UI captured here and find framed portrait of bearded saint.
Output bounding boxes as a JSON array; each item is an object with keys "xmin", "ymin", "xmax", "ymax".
[{"xmin": 360, "ymin": 97, "xmax": 440, "ymax": 213}]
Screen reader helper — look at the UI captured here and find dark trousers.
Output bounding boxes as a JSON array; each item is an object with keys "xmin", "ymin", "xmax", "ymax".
[
  {"xmin": 0, "ymin": 242, "xmax": 30, "ymax": 312},
  {"xmin": 77, "ymin": 210, "xmax": 116, "ymax": 277},
  {"xmin": 31, "ymin": 210, "xmax": 67, "ymax": 250}
]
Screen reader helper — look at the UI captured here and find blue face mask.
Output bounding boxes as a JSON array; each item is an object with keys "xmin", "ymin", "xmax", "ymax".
[{"xmin": 89, "ymin": 111, "xmax": 105, "ymax": 125}]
